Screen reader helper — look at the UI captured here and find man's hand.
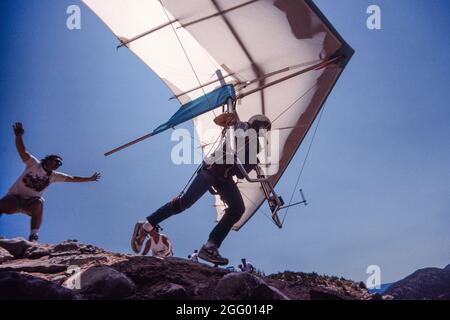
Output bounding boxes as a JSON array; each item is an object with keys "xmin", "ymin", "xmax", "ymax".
[
  {"xmin": 90, "ymin": 172, "xmax": 101, "ymax": 182},
  {"xmin": 13, "ymin": 122, "xmax": 25, "ymax": 137},
  {"xmin": 13, "ymin": 122, "xmax": 31, "ymax": 163},
  {"xmin": 65, "ymin": 172, "xmax": 101, "ymax": 183}
]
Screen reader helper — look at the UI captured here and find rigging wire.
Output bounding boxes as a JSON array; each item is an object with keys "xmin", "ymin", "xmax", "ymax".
[
  {"xmin": 240, "ymin": 190, "xmax": 278, "ymax": 227},
  {"xmin": 281, "ymin": 104, "xmax": 326, "ymax": 226},
  {"xmin": 244, "ymin": 81, "xmax": 318, "ymax": 226},
  {"xmin": 179, "ymin": 74, "xmax": 323, "ymax": 227},
  {"xmin": 178, "ymin": 128, "xmax": 225, "ymax": 196},
  {"xmin": 159, "ymin": 0, "xmax": 217, "ymax": 118},
  {"xmin": 203, "ymin": 77, "xmax": 321, "ymax": 227},
  {"xmin": 271, "ymin": 82, "xmax": 318, "ymax": 125},
  {"xmin": 157, "ymin": 3, "xmax": 329, "ymax": 226}
]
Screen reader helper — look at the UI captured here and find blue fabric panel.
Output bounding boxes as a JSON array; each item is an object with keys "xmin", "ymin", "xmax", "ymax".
[{"xmin": 152, "ymin": 85, "xmax": 235, "ymax": 135}]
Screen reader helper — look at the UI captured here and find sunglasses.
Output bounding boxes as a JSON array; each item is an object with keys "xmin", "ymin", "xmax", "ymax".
[{"xmin": 54, "ymin": 159, "xmax": 63, "ymax": 167}]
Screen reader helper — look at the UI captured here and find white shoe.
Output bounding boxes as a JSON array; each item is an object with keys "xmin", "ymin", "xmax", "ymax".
[{"xmin": 131, "ymin": 221, "xmax": 150, "ymax": 253}]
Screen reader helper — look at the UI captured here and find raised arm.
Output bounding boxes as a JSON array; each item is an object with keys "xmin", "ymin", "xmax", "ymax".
[
  {"xmin": 13, "ymin": 122, "xmax": 31, "ymax": 163},
  {"xmin": 65, "ymin": 172, "xmax": 101, "ymax": 183}
]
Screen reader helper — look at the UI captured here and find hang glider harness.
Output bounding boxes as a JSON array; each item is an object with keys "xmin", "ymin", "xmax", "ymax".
[{"xmin": 104, "ymin": 1, "xmax": 344, "ymax": 228}]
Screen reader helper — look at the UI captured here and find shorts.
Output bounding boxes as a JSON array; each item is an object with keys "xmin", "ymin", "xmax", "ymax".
[{"xmin": 0, "ymin": 194, "xmax": 44, "ymax": 215}]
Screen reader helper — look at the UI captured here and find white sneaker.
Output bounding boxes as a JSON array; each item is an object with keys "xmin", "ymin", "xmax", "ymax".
[{"xmin": 131, "ymin": 221, "xmax": 150, "ymax": 253}]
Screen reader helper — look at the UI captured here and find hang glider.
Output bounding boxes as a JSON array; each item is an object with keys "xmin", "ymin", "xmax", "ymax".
[{"xmin": 83, "ymin": 0, "xmax": 354, "ymax": 230}]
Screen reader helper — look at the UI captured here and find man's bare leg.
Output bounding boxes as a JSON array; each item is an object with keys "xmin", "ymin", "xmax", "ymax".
[{"xmin": 27, "ymin": 199, "xmax": 44, "ymax": 242}]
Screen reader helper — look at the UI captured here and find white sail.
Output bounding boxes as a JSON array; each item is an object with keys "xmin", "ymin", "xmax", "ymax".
[{"xmin": 83, "ymin": 0, "xmax": 354, "ymax": 230}]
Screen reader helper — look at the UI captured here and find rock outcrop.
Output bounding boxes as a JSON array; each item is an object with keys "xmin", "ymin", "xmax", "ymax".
[
  {"xmin": 0, "ymin": 247, "xmax": 14, "ymax": 264},
  {"xmin": 63, "ymin": 266, "xmax": 136, "ymax": 300},
  {"xmin": 0, "ymin": 271, "xmax": 82, "ymax": 300},
  {"xmin": 0, "ymin": 238, "xmax": 382, "ymax": 300},
  {"xmin": 214, "ymin": 272, "xmax": 289, "ymax": 300},
  {"xmin": 385, "ymin": 265, "xmax": 450, "ymax": 300},
  {"xmin": 266, "ymin": 270, "xmax": 376, "ymax": 300},
  {"xmin": 0, "ymin": 237, "xmax": 35, "ymax": 258}
]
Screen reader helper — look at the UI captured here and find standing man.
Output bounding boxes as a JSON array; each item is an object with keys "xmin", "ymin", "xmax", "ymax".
[{"xmin": 0, "ymin": 123, "xmax": 101, "ymax": 242}]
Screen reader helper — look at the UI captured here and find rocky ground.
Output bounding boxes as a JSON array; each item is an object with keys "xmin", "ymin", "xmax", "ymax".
[
  {"xmin": 0, "ymin": 237, "xmax": 389, "ymax": 300},
  {"xmin": 385, "ymin": 264, "xmax": 450, "ymax": 300}
]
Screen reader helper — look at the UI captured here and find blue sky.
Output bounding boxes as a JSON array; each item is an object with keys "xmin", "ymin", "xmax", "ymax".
[{"xmin": 0, "ymin": 0, "xmax": 449, "ymax": 283}]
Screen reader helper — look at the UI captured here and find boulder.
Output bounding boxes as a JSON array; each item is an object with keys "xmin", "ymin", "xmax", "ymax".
[
  {"xmin": 0, "ymin": 237, "xmax": 34, "ymax": 258},
  {"xmin": 309, "ymin": 287, "xmax": 354, "ymax": 300},
  {"xmin": 386, "ymin": 266, "xmax": 450, "ymax": 300},
  {"xmin": 53, "ymin": 254, "xmax": 108, "ymax": 266},
  {"xmin": 0, "ymin": 247, "xmax": 14, "ymax": 264},
  {"xmin": 0, "ymin": 271, "xmax": 82, "ymax": 300},
  {"xmin": 152, "ymin": 283, "xmax": 190, "ymax": 300},
  {"xmin": 64, "ymin": 266, "xmax": 136, "ymax": 300},
  {"xmin": 214, "ymin": 272, "xmax": 289, "ymax": 300},
  {"xmin": 53, "ymin": 241, "xmax": 81, "ymax": 253},
  {"xmin": 24, "ymin": 244, "xmax": 52, "ymax": 259},
  {"xmin": 51, "ymin": 240, "xmax": 105, "ymax": 256},
  {"xmin": 0, "ymin": 260, "xmax": 67, "ymax": 274}
]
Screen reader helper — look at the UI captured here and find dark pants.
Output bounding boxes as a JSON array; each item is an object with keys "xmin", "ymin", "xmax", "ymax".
[{"xmin": 147, "ymin": 167, "xmax": 245, "ymax": 248}]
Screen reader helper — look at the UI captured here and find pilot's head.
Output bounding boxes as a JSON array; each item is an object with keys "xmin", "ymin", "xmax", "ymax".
[{"xmin": 248, "ymin": 115, "xmax": 271, "ymax": 131}]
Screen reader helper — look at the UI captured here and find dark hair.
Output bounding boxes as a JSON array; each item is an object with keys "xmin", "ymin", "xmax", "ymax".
[
  {"xmin": 41, "ymin": 154, "xmax": 63, "ymax": 163},
  {"xmin": 41, "ymin": 155, "xmax": 63, "ymax": 171}
]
